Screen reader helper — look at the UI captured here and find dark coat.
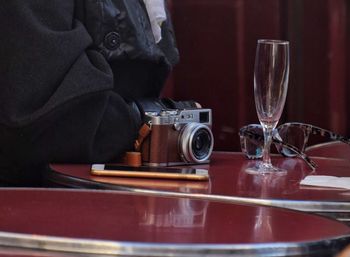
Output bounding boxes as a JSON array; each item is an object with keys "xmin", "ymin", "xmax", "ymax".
[{"xmin": 0, "ymin": 0, "xmax": 179, "ymax": 185}]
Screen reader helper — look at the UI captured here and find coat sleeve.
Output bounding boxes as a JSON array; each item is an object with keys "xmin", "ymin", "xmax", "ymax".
[
  {"xmin": 79, "ymin": 0, "xmax": 179, "ymax": 100},
  {"xmin": 0, "ymin": 1, "xmax": 141, "ymax": 184}
]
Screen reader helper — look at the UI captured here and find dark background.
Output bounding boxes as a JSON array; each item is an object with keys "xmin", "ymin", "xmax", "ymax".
[{"xmin": 162, "ymin": 0, "xmax": 350, "ymax": 151}]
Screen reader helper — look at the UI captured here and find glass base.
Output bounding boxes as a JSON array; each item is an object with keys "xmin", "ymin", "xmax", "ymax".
[{"xmin": 245, "ymin": 161, "xmax": 287, "ymax": 175}]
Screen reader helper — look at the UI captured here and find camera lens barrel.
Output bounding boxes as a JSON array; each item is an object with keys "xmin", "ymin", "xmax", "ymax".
[{"xmin": 179, "ymin": 123, "xmax": 214, "ymax": 163}]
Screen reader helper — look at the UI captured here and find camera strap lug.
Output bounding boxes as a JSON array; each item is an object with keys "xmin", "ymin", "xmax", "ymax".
[
  {"xmin": 123, "ymin": 122, "xmax": 152, "ymax": 167},
  {"xmin": 134, "ymin": 122, "xmax": 152, "ymax": 152}
]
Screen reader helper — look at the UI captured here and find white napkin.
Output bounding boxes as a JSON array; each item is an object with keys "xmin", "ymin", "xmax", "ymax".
[
  {"xmin": 300, "ymin": 175, "xmax": 350, "ymax": 190},
  {"xmin": 143, "ymin": 0, "xmax": 167, "ymax": 43}
]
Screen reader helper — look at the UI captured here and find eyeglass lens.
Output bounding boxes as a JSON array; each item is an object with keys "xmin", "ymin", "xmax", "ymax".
[
  {"xmin": 241, "ymin": 127, "xmax": 264, "ymax": 159},
  {"xmin": 278, "ymin": 126, "xmax": 306, "ymax": 157}
]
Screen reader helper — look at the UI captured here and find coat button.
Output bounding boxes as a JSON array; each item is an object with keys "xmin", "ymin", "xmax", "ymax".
[{"xmin": 104, "ymin": 32, "xmax": 120, "ymax": 50}]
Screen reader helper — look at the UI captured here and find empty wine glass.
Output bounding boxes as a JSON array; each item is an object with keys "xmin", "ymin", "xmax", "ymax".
[{"xmin": 251, "ymin": 39, "xmax": 290, "ymax": 173}]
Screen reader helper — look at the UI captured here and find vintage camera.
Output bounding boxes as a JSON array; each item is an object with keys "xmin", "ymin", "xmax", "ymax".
[{"xmin": 141, "ymin": 108, "xmax": 214, "ymax": 167}]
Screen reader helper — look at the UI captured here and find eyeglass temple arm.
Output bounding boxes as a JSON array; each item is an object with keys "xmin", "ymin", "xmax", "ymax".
[
  {"xmin": 272, "ymin": 138, "xmax": 317, "ymax": 170},
  {"xmin": 281, "ymin": 123, "xmax": 350, "ymax": 145},
  {"xmin": 339, "ymin": 137, "xmax": 350, "ymax": 145},
  {"xmin": 307, "ymin": 125, "xmax": 350, "ymax": 145}
]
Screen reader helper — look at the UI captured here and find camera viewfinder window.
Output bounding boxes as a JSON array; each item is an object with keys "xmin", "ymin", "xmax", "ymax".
[{"xmin": 200, "ymin": 112, "xmax": 209, "ymax": 123}]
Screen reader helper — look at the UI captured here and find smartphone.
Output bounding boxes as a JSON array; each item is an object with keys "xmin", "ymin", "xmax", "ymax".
[
  {"xmin": 90, "ymin": 164, "xmax": 209, "ymax": 181},
  {"xmin": 91, "ymin": 176, "xmax": 211, "ymax": 191}
]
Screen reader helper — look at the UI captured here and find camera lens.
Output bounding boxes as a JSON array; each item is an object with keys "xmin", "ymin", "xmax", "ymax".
[
  {"xmin": 192, "ymin": 129, "xmax": 212, "ymax": 160},
  {"xmin": 179, "ymin": 123, "xmax": 214, "ymax": 163}
]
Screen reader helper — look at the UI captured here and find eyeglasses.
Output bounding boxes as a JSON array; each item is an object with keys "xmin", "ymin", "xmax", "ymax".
[{"xmin": 239, "ymin": 122, "xmax": 350, "ymax": 170}]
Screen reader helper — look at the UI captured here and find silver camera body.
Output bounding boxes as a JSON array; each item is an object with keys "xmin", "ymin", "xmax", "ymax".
[{"xmin": 142, "ymin": 108, "xmax": 214, "ymax": 166}]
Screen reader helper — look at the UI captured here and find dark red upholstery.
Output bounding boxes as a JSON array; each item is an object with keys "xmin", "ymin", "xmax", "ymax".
[{"xmin": 165, "ymin": 0, "xmax": 350, "ymax": 151}]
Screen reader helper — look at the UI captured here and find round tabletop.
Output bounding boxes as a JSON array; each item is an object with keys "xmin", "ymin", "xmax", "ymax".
[
  {"xmin": 46, "ymin": 147, "xmax": 350, "ymax": 224},
  {"xmin": 0, "ymin": 188, "xmax": 349, "ymax": 257},
  {"xmin": 48, "ymin": 152, "xmax": 350, "ymax": 201}
]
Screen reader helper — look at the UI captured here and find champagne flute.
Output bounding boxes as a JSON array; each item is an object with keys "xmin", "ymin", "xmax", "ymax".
[{"xmin": 253, "ymin": 39, "xmax": 289, "ymax": 173}]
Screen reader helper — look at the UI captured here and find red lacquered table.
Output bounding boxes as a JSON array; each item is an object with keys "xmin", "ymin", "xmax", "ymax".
[
  {"xmin": 0, "ymin": 188, "xmax": 349, "ymax": 257},
  {"xmin": 46, "ymin": 142, "xmax": 350, "ymax": 223},
  {"xmin": 305, "ymin": 141, "xmax": 350, "ymax": 159}
]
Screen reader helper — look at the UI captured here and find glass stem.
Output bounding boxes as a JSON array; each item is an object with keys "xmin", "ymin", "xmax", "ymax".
[{"xmin": 262, "ymin": 127, "xmax": 273, "ymax": 166}]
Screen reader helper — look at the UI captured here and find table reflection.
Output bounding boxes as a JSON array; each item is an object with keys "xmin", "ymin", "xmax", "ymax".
[
  {"xmin": 253, "ymin": 207, "xmax": 273, "ymax": 242},
  {"xmin": 133, "ymin": 182, "xmax": 210, "ymax": 229},
  {"xmin": 135, "ymin": 196, "xmax": 209, "ymax": 228},
  {"xmin": 237, "ymin": 158, "xmax": 313, "ymax": 198}
]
